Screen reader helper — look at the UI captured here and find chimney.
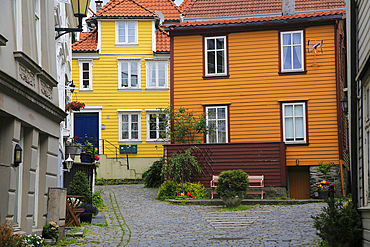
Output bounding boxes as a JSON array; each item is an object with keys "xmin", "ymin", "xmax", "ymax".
[
  {"xmin": 282, "ymin": 0, "xmax": 295, "ymax": 16},
  {"xmin": 96, "ymin": 0, "xmax": 103, "ymax": 12}
]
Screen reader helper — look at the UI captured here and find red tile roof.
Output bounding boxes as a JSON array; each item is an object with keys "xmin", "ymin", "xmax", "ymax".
[
  {"xmin": 135, "ymin": 0, "xmax": 181, "ymax": 21},
  {"xmin": 156, "ymin": 28, "xmax": 170, "ymax": 52},
  {"xmin": 179, "ymin": 0, "xmax": 192, "ymax": 12},
  {"xmin": 72, "ymin": 29, "xmax": 98, "ymax": 52},
  {"xmin": 94, "ymin": 0, "xmax": 155, "ymax": 18},
  {"xmin": 168, "ymin": 9, "xmax": 345, "ymax": 29},
  {"xmin": 182, "ymin": 0, "xmax": 345, "ymax": 18}
]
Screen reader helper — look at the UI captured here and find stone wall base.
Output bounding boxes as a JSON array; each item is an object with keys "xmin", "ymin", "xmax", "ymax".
[{"xmin": 309, "ymin": 165, "xmax": 344, "ymax": 198}]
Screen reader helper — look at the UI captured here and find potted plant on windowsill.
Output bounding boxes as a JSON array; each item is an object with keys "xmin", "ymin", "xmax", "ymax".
[
  {"xmin": 215, "ymin": 169, "xmax": 249, "ymax": 208},
  {"xmin": 80, "ymin": 140, "xmax": 98, "ymax": 163},
  {"xmin": 79, "ymin": 202, "xmax": 99, "ymax": 223},
  {"xmin": 65, "ymin": 136, "xmax": 82, "ymax": 160}
]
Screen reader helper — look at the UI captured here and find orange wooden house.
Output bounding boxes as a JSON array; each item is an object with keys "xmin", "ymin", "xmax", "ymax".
[{"xmin": 165, "ymin": 0, "xmax": 347, "ymax": 199}]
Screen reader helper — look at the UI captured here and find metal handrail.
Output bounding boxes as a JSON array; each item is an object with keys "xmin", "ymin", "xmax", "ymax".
[{"xmin": 101, "ymin": 139, "xmax": 119, "ymax": 161}]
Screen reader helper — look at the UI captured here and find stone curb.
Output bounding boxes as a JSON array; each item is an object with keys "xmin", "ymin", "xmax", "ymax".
[{"xmin": 167, "ymin": 198, "xmax": 324, "ymax": 205}]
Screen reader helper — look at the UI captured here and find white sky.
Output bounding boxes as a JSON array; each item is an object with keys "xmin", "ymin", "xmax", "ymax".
[{"xmin": 89, "ymin": 0, "xmax": 185, "ymax": 13}]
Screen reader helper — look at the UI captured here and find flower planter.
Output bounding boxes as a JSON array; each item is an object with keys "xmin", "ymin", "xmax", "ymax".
[
  {"xmin": 80, "ymin": 153, "xmax": 92, "ymax": 163},
  {"xmin": 65, "ymin": 146, "xmax": 77, "ymax": 160},
  {"xmin": 221, "ymin": 196, "xmax": 243, "ymax": 208},
  {"xmin": 318, "ymin": 190, "xmax": 329, "ymax": 199},
  {"xmin": 79, "ymin": 213, "xmax": 92, "ymax": 223}
]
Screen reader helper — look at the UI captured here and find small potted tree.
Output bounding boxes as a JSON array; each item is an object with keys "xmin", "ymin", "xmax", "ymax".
[
  {"xmin": 215, "ymin": 169, "xmax": 249, "ymax": 208},
  {"xmin": 68, "ymin": 171, "xmax": 92, "ymax": 202},
  {"xmin": 80, "ymin": 140, "xmax": 97, "ymax": 163}
]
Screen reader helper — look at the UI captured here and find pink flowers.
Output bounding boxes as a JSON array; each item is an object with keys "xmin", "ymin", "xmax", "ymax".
[
  {"xmin": 65, "ymin": 101, "xmax": 85, "ymax": 112},
  {"xmin": 95, "ymin": 155, "xmax": 100, "ymax": 161}
]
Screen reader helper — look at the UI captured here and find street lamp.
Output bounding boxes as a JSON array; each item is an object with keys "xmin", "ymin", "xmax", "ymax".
[
  {"xmin": 341, "ymin": 94, "xmax": 348, "ymax": 116},
  {"xmin": 55, "ymin": 0, "xmax": 91, "ymax": 39}
]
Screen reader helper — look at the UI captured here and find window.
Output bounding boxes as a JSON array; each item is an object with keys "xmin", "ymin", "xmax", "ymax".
[
  {"xmin": 282, "ymin": 102, "xmax": 306, "ymax": 143},
  {"xmin": 146, "ymin": 111, "xmax": 168, "ymax": 141},
  {"xmin": 205, "ymin": 36, "xmax": 227, "ymax": 77},
  {"xmin": 35, "ymin": 0, "xmax": 41, "ymax": 64},
  {"xmin": 115, "ymin": 21, "xmax": 138, "ymax": 45},
  {"xmin": 118, "ymin": 110, "xmax": 142, "ymax": 142},
  {"xmin": 78, "ymin": 60, "xmax": 93, "ymax": 90},
  {"xmin": 118, "ymin": 59, "xmax": 141, "ymax": 89},
  {"xmin": 281, "ymin": 30, "xmax": 304, "ymax": 72},
  {"xmin": 145, "ymin": 60, "xmax": 168, "ymax": 89},
  {"xmin": 206, "ymin": 106, "xmax": 228, "ymax": 143}
]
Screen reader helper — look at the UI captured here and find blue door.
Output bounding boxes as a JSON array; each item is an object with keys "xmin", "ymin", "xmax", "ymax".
[{"xmin": 74, "ymin": 113, "xmax": 99, "ymax": 149}]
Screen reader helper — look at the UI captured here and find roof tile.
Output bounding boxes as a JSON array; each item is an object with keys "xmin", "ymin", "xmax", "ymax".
[
  {"xmin": 182, "ymin": 0, "xmax": 345, "ymax": 18},
  {"xmin": 168, "ymin": 9, "xmax": 345, "ymax": 29},
  {"xmin": 156, "ymin": 28, "xmax": 170, "ymax": 52},
  {"xmin": 94, "ymin": 0, "xmax": 155, "ymax": 18},
  {"xmin": 72, "ymin": 29, "xmax": 98, "ymax": 52}
]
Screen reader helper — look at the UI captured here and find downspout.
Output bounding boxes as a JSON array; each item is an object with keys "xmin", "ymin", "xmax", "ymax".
[{"xmin": 349, "ymin": 0, "xmax": 358, "ymax": 207}]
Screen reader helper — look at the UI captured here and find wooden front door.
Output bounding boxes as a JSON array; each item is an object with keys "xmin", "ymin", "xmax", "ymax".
[{"xmin": 288, "ymin": 167, "xmax": 310, "ymax": 199}]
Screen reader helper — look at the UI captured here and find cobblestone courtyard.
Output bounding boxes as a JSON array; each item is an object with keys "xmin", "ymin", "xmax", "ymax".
[{"xmin": 69, "ymin": 184, "xmax": 323, "ymax": 246}]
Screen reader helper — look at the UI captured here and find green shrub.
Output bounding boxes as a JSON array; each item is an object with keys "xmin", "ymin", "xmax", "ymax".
[
  {"xmin": 157, "ymin": 180, "xmax": 207, "ymax": 200},
  {"xmin": 68, "ymin": 171, "xmax": 92, "ymax": 202},
  {"xmin": 143, "ymin": 158, "xmax": 163, "ymax": 188},
  {"xmin": 215, "ymin": 170, "xmax": 249, "ymax": 198},
  {"xmin": 312, "ymin": 198, "xmax": 362, "ymax": 247},
  {"xmin": 92, "ymin": 191, "xmax": 105, "ymax": 209}
]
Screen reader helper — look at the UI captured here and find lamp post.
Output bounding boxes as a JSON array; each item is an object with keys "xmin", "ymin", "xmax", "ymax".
[{"xmin": 55, "ymin": 0, "xmax": 91, "ymax": 39}]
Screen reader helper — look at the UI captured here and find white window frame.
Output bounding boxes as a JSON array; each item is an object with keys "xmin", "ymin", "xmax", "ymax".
[
  {"xmin": 146, "ymin": 110, "xmax": 168, "ymax": 142},
  {"xmin": 34, "ymin": 0, "xmax": 41, "ymax": 64},
  {"xmin": 282, "ymin": 102, "xmax": 306, "ymax": 144},
  {"xmin": 118, "ymin": 109, "xmax": 142, "ymax": 143},
  {"xmin": 78, "ymin": 60, "xmax": 93, "ymax": 91},
  {"xmin": 280, "ymin": 30, "xmax": 304, "ymax": 72},
  {"xmin": 204, "ymin": 36, "xmax": 227, "ymax": 77},
  {"xmin": 145, "ymin": 59, "xmax": 169, "ymax": 90},
  {"xmin": 117, "ymin": 58, "xmax": 141, "ymax": 90},
  {"xmin": 115, "ymin": 21, "xmax": 138, "ymax": 46},
  {"xmin": 206, "ymin": 106, "xmax": 228, "ymax": 143}
]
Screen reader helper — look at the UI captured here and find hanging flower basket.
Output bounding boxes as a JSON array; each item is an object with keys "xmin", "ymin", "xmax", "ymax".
[{"xmin": 65, "ymin": 101, "xmax": 85, "ymax": 112}]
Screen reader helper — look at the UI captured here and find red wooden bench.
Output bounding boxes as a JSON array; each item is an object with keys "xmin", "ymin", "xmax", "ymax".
[{"xmin": 210, "ymin": 175, "xmax": 264, "ymax": 199}]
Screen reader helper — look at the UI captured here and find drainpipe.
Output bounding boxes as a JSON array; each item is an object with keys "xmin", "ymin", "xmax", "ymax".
[{"xmin": 349, "ymin": 0, "xmax": 358, "ymax": 207}]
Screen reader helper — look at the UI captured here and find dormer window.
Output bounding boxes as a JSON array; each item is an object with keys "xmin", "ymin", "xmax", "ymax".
[{"xmin": 115, "ymin": 21, "xmax": 138, "ymax": 46}]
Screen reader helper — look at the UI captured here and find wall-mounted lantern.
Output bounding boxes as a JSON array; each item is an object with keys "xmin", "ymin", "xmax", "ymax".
[
  {"xmin": 14, "ymin": 144, "xmax": 22, "ymax": 167},
  {"xmin": 341, "ymin": 94, "xmax": 348, "ymax": 116},
  {"xmin": 55, "ymin": 0, "xmax": 91, "ymax": 39},
  {"xmin": 65, "ymin": 154, "xmax": 74, "ymax": 172}
]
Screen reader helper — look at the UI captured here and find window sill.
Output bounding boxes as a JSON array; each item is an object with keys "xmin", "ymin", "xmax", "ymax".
[
  {"xmin": 118, "ymin": 88, "xmax": 141, "ymax": 91},
  {"xmin": 118, "ymin": 140, "xmax": 142, "ymax": 143},
  {"xmin": 79, "ymin": 89, "xmax": 93, "ymax": 92},
  {"xmin": 279, "ymin": 70, "xmax": 307, "ymax": 76},
  {"xmin": 145, "ymin": 87, "xmax": 169, "ymax": 91},
  {"xmin": 284, "ymin": 142, "xmax": 309, "ymax": 146},
  {"xmin": 203, "ymin": 75, "xmax": 230, "ymax": 80},
  {"xmin": 146, "ymin": 140, "xmax": 169, "ymax": 143},
  {"xmin": 115, "ymin": 43, "xmax": 139, "ymax": 47}
]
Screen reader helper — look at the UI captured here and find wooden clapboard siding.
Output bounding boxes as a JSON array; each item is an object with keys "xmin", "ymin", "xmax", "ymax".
[
  {"xmin": 172, "ymin": 24, "xmax": 339, "ymax": 167},
  {"xmin": 72, "ymin": 20, "xmax": 170, "ymax": 158},
  {"xmin": 165, "ymin": 142, "xmax": 286, "ymax": 187},
  {"xmin": 100, "ymin": 20, "xmax": 154, "ymax": 54}
]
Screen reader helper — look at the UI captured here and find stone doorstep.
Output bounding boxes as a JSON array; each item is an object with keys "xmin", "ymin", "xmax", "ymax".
[
  {"xmin": 167, "ymin": 199, "xmax": 323, "ymax": 205},
  {"xmin": 65, "ymin": 227, "xmax": 84, "ymax": 238}
]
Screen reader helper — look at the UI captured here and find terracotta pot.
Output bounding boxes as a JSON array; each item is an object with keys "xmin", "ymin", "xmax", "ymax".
[{"xmin": 221, "ymin": 196, "xmax": 243, "ymax": 208}]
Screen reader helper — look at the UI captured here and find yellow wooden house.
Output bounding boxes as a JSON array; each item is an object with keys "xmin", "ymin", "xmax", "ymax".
[
  {"xmin": 71, "ymin": 0, "xmax": 179, "ymax": 179},
  {"xmin": 165, "ymin": 0, "xmax": 347, "ymax": 199}
]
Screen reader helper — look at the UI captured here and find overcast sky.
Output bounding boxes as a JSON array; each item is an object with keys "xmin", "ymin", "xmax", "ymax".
[{"xmin": 89, "ymin": 0, "xmax": 185, "ymax": 13}]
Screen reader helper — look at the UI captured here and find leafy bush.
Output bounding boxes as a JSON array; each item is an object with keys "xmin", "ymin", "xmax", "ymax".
[
  {"xmin": 92, "ymin": 191, "xmax": 105, "ymax": 209},
  {"xmin": 157, "ymin": 180, "xmax": 207, "ymax": 200},
  {"xmin": 0, "ymin": 220, "xmax": 22, "ymax": 246},
  {"xmin": 42, "ymin": 221, "xmax": 59, "ymax": 240},
  {"xmin": 68, "ymin": 171, "xmax": 92, "ymax": 202},
  {"xmin": 312, "ymin": 198, "xmax": 362, "ymax": 247},
  {"xmin": 215, "ymin": 170, "xmax": 249, "ymax": 198},
  {"xmin": 143, "ymin": 158, "xmax": 164, "ymax": 188},
  {"xmin": 162, "ymin": 147, "xmax": 201, "ymax": 184}
]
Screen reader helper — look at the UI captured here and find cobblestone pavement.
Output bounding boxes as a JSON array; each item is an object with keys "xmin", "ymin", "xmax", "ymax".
[{"xmin": 69, "ymin": 184, "xmax": 323, "ymax": 247}]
